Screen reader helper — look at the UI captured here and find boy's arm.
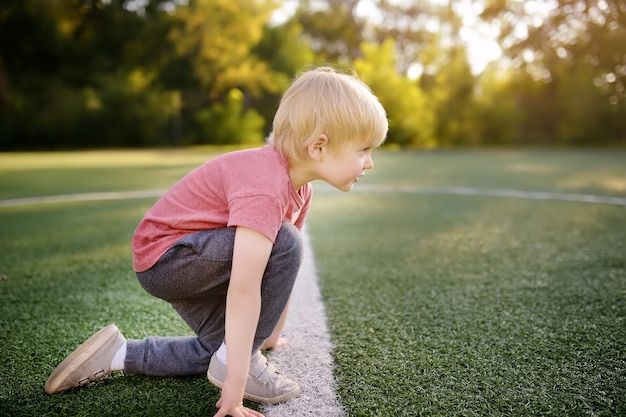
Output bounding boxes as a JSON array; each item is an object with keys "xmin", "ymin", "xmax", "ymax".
[{"xmin": 214, "ymin": 226, "xmax": 272, "ymax": 417}]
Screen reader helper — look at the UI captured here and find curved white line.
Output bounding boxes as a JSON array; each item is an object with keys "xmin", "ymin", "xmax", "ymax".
[
  {"xmin": 0, "ymin": 190, "xmax": 167, "ymax": 207},
  {"xmin": 350, "ymin": 185, "xmax": 626, "ymax": 206},
  {"xmin": 2, "ymin": 186, "xmax": 625, "ymax": 207},
  {"xmin": 2, "ymin": 185, "xmax": 621, "ymax": 416}
]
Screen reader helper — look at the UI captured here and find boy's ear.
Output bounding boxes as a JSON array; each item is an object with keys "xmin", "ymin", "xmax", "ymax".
[{"xmin": 307, "ymin": 134, "xmax": 329, "ymax": 161}]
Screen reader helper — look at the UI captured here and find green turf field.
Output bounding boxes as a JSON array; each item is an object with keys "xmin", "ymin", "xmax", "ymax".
[{"xmin": 1, "ymin": 149, "xmax": 624, "ymax": 416}]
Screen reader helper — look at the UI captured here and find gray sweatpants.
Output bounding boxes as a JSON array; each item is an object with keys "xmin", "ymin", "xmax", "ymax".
[{"xmin": 124, "ymin": 222, "xmax": 303, "ymax": 377}]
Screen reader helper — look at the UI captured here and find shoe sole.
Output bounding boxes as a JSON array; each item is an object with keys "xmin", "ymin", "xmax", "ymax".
[
  {"xmin": 44, "ymin": 324, "xmax": 120, "ymax": 394},
  {"xmin": 207, "ymin": 372, "xmax": 301, "ymax": 404}
]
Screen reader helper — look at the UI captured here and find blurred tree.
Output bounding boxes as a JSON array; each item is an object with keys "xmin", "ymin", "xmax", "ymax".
[
  {"xmin": 252, "ymin": 17, "xmax": 316, "ymax": 135},
  {"xmin": 0, "ymin": 0, "xmax": 294, "ymax": 148},
  {"xmin": 373, "ymin": 1, "xmax": 478, "ymax": 146},
  {"xmin": 168, "ymin": 0, "xmax": 277, "ymax": 98},
  {"xmin": 422, "ymin": 41, "xmax": 477, "ymax": 147},
  {"xmin": 481, "ymin": 0, "xmax": 626, "ymax": 143},
  {"xmin": 552, "ymin": 56, "xmax": 614, "ymax": 144},
  {"xmin": 193, "ymin": 88, "xmax": 265, "ymax": 145},
  {"xmin": 2, "ymin": 0, "xmax": 623, "ymax": 149},
  {"xmin": 294, "ymin": 0, "xmax": 482, "ymax": 147},
  {"xmin": 473, "ymin": 65, "xmax": 520, "ymax": 145},
  {"xmin": 166, "ymin": 0, "xmax": 285, "ymax": 145},
  {"xmin": 297, "ymin": 0, "xmax": 365, "ymax": 64},
  {"xmin": 354, "ymin": 39, "xmax": 436, "ymax": 148},
  {"xmin": 0, "ymin": 0, "xmax": 177, "ymax": 148},
  {"xmin": 372, "ymin": 0, "xmax": 434, "ymax": 75}
]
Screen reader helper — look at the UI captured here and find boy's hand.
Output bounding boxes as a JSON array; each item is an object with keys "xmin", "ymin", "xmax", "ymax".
[
  {"xmin": 214, "ymin": 389, "xmax": 264, "ymax": 417},
  {"xmin": 260, "ymin": 336, "xmax": 288, "ymax": 351}
]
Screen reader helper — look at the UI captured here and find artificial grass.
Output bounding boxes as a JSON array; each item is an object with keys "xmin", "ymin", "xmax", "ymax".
[
  {"xmin": 364, "ymin": 149, "xmax": 626, "ymax": 197},
  {"xmin": 1, "ymin": 149, "xmax": 624, "ymax": 416},
  {"xmin": 0, "ymin": 149, "xmax": 222, "ymax": 200},
  {"xmin": 0, "ymin": 200, "xmax": 255, "ymax": 416},
  {"xmin": 0, "ymin": 148, "xmax": 259, "ymax": 416},
  {"xmin": 307, "ymin": 153, "xmax": 626, "ymax": 416}
]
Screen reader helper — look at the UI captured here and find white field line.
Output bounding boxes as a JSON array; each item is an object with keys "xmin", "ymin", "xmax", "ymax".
[
  {"xmin": 2, "ymin": 186, "xmax": 625, "ymax": 208},
  {"xmin": 0, "ymin": 181, "xmax": 619, "ymax": 417},
  {"xmin": 1, "ymin": 186, "xmax": 622, "ymax": 416},
  {"xmin": 0, "ymin": 190, "xmax": 167, "ymax": 207},
  {"xmin": 349, "ymin": 185, "xmax": 626, "ymax": 206},
  {"xmin": 263, "ymin": 226, "xmax": 346, "ymax": 417},
  {"xmin": 0, "ymin": 190, "xmax": 345, "ymax": 416}
]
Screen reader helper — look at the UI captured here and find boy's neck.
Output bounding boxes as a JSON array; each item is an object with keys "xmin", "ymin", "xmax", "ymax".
[{"xmin": 288, "ymin": 159, "xmax": 316, "ymax": 191}]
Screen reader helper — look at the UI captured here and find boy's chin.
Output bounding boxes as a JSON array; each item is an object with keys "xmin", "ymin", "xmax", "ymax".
[{"xmin": 334, "ymin": 183, "xmax": 355, "ymax": 192}]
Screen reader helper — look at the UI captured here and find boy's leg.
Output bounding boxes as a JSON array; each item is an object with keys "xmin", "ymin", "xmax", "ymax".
[
  {"xmin": 45, "ymin": 227, "xmax": 236, "ymax": 393},
  {"xmin": 124, "ymin": 336, "xmax": 212, "ymax": 376},
  {"xmin": 127, "ymin": 223, "xmax": 303, "ymax": 376},
  {"xmin": 45, "ymin": 223, "xmax": 303, "ymax": 392}
]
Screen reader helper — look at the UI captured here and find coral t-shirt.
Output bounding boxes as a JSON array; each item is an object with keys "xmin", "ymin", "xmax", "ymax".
[{"xmin": 132, "ymin": 145, "xmax": 312, "ymax": 272}]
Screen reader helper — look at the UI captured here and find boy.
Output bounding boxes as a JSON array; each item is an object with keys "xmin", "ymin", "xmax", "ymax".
[{"xmin": 44, "ymin": 66, "xmax": 388, "ymax": 417}]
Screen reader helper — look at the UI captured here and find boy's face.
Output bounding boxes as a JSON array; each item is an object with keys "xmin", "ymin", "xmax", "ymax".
[{"xmin": 319, "ymin": 142, "xmax": 375, "ymax": 192}]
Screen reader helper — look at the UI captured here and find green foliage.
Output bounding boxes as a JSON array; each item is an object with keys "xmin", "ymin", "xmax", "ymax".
[
  {"xmin": 0, "ymin": 0, "xmax": 285, "ymax": 149},
  {"xmin": 1, "ymin": 0, "xmax": 625, "ymax": 149},
  {"xmin": 297, "ymin": 0, "xmax": 365, "ymax": 64},
  {"xmin": 169, "ymin": 0, "xmax": 277, "ymax": 98},
  {"xmin": 481, "ymin": 0, "xmax": 626, "ymax": 145},
  {"xmin": 251, "ymin": 18, "xmax": 316, "ymax": 134},
  {"xmin": 0, "ymin": 0, "xmax": 178, "ymax": 149},
  {"xmin": 192, "ymin": 89, "xmax": 265, "ymax": 146},
  {"xmin": 552, "ymin": 58, "xmax": 617, "ymax": 145},
  {"xmin": 474, "ymin": 66, "xmax": 520, "ymax": 145},
  {"xmin": 422, "ymin": 45, "xmax": 477, "ymax": 147},
  {"xmin": 255, "ymin": 19, "xmax": 316, "ymax": 76},
  {"xmin": 354, "ymin": 39, "xmax": 436, "ymax": 148}
]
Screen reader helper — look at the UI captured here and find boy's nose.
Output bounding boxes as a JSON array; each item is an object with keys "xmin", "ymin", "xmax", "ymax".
[{"xmin": 365, "ymin": 155, "xmax": 374, "ymax": 170}]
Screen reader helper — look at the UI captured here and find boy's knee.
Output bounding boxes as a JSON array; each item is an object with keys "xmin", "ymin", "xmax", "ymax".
[{"xmin": 274, "ymin": 222, "xmax": 303, "ymax": 260}]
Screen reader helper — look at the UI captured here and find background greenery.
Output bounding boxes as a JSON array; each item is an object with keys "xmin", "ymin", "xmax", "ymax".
[
  {"xmin": 1, "ymin": 0, "xmax": 625, "ymax": 150},
  {"xmin": 1, "ymin": 149, "xmax": 624, "ymax": 416}
]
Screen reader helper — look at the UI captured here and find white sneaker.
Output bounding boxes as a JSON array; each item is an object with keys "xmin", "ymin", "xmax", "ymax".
[
  {"xmin": 207, "ymin": 352, "xmax": 300, "ymax": 404},
  {"xmin": 44, "ymin": 324, "xmax": 125, "ymax": 394}
]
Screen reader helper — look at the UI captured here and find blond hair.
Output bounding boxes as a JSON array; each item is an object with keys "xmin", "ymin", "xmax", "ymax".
[{"xmin": 268, "ymin": 67, "xmax": 388, "ymax": 161}]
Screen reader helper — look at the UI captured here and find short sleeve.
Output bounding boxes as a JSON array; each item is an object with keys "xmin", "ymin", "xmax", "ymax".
[{"xmin": 227, "ymin": 194, "xmax": 284, "ymax": 242}]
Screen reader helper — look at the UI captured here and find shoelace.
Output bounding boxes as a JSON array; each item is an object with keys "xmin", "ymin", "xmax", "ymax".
[{"xmin": 250, "ymin": 356, "xmax": 283, "ymax": 385}]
